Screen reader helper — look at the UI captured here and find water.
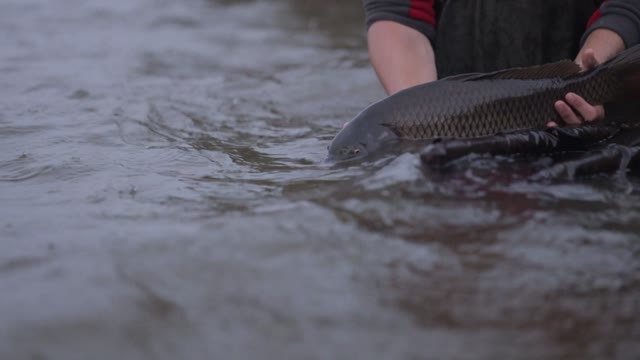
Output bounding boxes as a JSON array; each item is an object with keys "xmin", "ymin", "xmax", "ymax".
[{"xmin": 1, "ymin": 0, "xmax": 639, "ymax": 359}]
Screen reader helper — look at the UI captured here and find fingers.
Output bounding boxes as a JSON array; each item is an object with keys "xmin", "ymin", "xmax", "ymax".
[
  {"xmin": 554, "ymin": 99, "xmax": 583, "ymax": 125},
  {"xmin": 576, "ymin": 48, "xmax": 599, "ymax": 71},
  {"xmin": 552, "ymin": 48, "xmax": 606, "ymax": 127},
  {"xmin": 552, "ymin": 93, "xmax": 605, "ymax": 127},
  {"xmin": 564, "ymin": 93, "xmax": 605, "ymax": 122}
]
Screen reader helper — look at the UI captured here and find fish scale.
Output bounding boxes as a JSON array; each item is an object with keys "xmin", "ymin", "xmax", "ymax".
[{"xmin": 386, "ymin": 79, "xmax": 561, "ymax": 138}]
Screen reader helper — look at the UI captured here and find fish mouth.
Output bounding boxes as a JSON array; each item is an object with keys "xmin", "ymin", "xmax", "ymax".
[{"xmin": 325, "ymin": 147, "xmax": 369, "ymax": 163}]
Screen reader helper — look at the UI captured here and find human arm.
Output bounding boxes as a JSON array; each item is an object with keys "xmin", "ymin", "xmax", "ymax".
[
  {"xmin": 363, "ymin": 0, "xmax": 438, "ymax": 95},
  {"xmin": 368, "ymin": 21, "xmax": 437, "ymax": 95}
]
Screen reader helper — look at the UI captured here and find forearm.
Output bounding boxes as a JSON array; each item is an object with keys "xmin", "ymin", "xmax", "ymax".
[
  {"xmin": 576, "ymin": 28, "xmax": 625, "ymax": 65},
  {"xmin": 581, "ymin": 0, "xmax": 640, "ymax": 54},
  {"xmin": 367, "ymin": 21, "xmax": 437, "ymax": 95}
]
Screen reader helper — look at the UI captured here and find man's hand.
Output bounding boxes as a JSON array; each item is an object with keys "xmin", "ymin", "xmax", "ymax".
[
  {"xmin": 548, "ymin": 49, "xmax": 605, "ymax": 127},
  {"xmin": 548, "ymin": 28, "xmax": 626, "ymax": 127}
]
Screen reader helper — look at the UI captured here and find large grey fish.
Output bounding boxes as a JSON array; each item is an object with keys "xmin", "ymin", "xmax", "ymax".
[{"xmin": 327, "ymin": 44, "xmax": 640, "ymax": 162}]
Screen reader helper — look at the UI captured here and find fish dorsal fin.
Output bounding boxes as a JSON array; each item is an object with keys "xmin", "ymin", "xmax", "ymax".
[{"xmin": 441, "ymin": 60, "xmax": 582, "ymax": 82}]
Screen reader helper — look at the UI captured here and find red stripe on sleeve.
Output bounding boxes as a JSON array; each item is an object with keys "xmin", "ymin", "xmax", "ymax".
[
  {"xmin": 409, "ymin": 0, "xmax": 436, "ymax": 27},
  {"xmin": 587, "ymin": 0, "xmax": 609, "ymax": 28}
]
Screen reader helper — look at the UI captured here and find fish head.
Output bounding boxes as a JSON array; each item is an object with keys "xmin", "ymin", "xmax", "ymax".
[
  {"xmin": 326, "ymin": 107, "xmax": 397, "ymax": 162},
  {"xmin": 327, "ymin": 139, "xmax": 368, "ymax": 162}
]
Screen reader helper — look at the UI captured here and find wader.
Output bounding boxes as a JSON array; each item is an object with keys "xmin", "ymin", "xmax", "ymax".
[{"xmin": 434, "ymin": 0, "xmax": 603, "ymax": 77}]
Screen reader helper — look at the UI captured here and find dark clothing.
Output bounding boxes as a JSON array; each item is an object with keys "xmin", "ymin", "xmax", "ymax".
[
  {"xmin": 585, "ymin": 0, "xmax": 640, "ymax": 48},
  {"xmin": 364, "ymin": 0, "xmax": 437, "ymax": 44},
  {"xmin": 434, "ymin": 0, "xmax": 598, "ymax": 76},
  {"xmin": 363, "ymin": 0, "xmax": 640, "ymax": 77}
]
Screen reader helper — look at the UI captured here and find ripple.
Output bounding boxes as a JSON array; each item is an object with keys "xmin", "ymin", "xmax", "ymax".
[
  {"xmin": 0, "ymin": 256, "xmax": 48, "ymax": 275},
  {"xmin": 138, "ymin": 51, "xmax": 223, "ymax": 79},
  {"xmin": 149, "ymin": 15, "xmax": 201, "ymax": 29},
  {"xmin": 0, "ymin": 124, "xmax": 50, "ymax": 139},
  {"xmin": 0, "ymin": 154, "xmax": 52, "ymax": 182}
]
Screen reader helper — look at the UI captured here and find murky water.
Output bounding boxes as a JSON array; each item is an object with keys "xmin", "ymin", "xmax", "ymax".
[{"xmin": 1, "ymin": 0, "xmax": 639, "ymax": 359}]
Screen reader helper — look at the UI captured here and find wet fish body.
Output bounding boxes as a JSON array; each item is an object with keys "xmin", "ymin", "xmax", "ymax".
[{"xmin": 328, "ymin": 45, "xmax": 640, "ymax": 161}]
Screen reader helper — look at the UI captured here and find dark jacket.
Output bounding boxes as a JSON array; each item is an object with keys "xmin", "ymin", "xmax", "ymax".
[{"xmin": 363, "ymin": 0, "xmax": 640, "ymax": 76}]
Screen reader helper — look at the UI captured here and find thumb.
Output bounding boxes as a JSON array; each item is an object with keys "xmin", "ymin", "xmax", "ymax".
[{"xmin": 577, "ymin": 49, "xmax": 600, "ymax": 71}]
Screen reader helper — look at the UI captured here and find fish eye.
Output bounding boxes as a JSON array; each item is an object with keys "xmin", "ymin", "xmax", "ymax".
[{"xmin": 353, "ymin": 148, "xmax": 361, "ymax": 155}]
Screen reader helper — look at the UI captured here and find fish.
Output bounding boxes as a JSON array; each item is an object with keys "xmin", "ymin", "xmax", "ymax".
[{"xmin": 327, "ymin": 44, "xmax": 640, "ymax": 162}]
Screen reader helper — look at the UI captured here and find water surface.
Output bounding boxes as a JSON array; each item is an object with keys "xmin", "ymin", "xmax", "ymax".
[{"xmin": 1, "ymin": 1, "xmax": 639, "ymax": 359}]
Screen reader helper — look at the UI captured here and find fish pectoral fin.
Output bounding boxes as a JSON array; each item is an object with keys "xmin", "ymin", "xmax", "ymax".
[
  {"xmin": 381, "ymin": 123, "xmax": 404, "ymax": 137},
  {"xmin": 441, "ymin": 60, "xmax": 582, "ymax": 82}
]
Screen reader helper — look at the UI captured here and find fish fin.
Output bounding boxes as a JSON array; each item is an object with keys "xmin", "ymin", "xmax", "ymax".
[
  {"xmin": 440, "ymin": 72, "xmax": 485, "ymax": 81},
  {"xmin": 381, "ymin": 123, "xmax": 404, "ymax": 137},
  {"xmin": 441, "ymin": 60, "xmax": 582, "ymax": 82}
]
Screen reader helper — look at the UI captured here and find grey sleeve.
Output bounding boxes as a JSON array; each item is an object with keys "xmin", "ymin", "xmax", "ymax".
[
  {"xmin": 362, "ymin": 0, "xmax": 436, "ymax": 43},
  {"xmin": 582, "ymin": 0, "xmax": 640, "ymax": 48}
]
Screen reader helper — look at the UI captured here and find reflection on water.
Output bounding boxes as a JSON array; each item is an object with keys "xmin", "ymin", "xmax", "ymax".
[{"xmin": 0, "ymin": 0, "xmax": 639, "ymax": 359}]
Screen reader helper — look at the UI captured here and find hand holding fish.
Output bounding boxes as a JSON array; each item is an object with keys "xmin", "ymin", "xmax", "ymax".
[
  {"xmin": 550, "ymin": 49, "xmax": 605, "ymax": 127},
  {"xmin": 550, "ymin": 29, "xmax": 627, "ymax": 127}
]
